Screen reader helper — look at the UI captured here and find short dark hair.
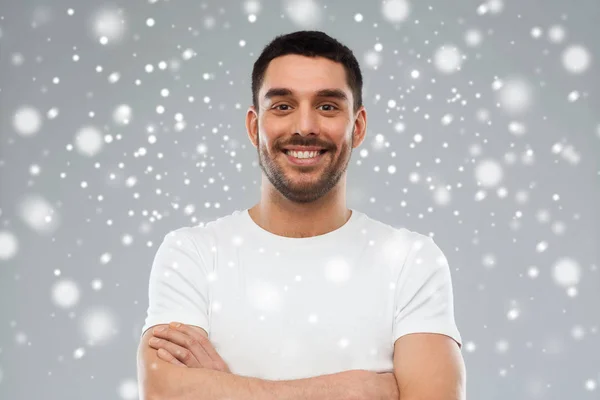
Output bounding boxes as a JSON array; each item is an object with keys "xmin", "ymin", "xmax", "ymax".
[{"xmin": 251, "ymin": 31, "xmax": 363, "ymax": 115}]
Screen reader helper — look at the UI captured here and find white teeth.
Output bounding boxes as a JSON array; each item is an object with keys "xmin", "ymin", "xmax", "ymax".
[{"xmin": 286, "ymin": 150, "xmax": 321, "ymax": 159}]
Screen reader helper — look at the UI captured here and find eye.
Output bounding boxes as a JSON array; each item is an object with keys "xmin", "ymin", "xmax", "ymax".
[
  {"xmin": 272, "ymin": 104, "xmax": 338, "ymax": 112},
  {"xmin": 319, "ymin": 104, "xmax": 338, "ymax": 111}
]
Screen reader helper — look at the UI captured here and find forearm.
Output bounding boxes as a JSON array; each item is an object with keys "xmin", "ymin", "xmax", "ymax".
[{"xmin": 160, "ymin": 367, "xmax": 365, "ymax": 400}]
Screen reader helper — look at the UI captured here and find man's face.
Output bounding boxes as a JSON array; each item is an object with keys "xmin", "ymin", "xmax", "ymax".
[{"xmin": 248, "ymin": 54, "xmax": 364, "ymax": 204}]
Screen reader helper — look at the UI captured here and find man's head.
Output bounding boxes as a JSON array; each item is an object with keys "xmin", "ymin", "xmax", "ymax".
[{"xmin": 246, "ymin": 31, "xmax": 367, "ymax": 204}]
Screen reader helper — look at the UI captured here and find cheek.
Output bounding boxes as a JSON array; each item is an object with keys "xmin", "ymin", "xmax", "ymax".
[
  {"xmin": 261, "ymin": 135, "xmax": 288, "ymax": 156},
  {"xmin": 260, "ymin": 114, "xmax": 287, "ymax": 132}
]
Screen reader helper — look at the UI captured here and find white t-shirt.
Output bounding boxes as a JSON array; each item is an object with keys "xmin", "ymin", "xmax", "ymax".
[{"xmin": 141, "ymin": 208, "xmax": 462, "ymax": 380}]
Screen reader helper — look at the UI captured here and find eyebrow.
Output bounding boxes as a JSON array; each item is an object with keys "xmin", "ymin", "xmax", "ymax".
[{"xmin": 263, "ymin": 88, "xmax": 348, "ymax": 103}]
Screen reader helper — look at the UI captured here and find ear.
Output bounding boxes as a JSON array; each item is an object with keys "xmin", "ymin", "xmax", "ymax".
[
  {"xmin": 246, "ymin": 106, "xmax": 259, "ymax": 148},
  {"xmin": 352, "ymin": 106, "xmax": 367, "ymax": 149}
]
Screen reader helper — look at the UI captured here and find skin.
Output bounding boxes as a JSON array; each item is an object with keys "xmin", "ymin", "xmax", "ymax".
[
  {"xmin": 147, "ymin": 322, "xmax": 400, "ymax": 399},
  {"xmin": 245, "ymin": 54, "xmax": 368, "ymax": 238},
  {"xmin": 150, "ymin": 53, "xmax": 370, "ymax": 370},
  {"xmin": 141, "ymin": 55, "xmax": 406, "ymax": 399},
  {"xmin": 149, "ymin": 322, "xmax": 230, "ymax": 372}
]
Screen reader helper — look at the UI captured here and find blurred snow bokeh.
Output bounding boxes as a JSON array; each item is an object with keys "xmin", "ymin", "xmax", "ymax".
[{"xmin": 0, "ymin": 0, "xmax": 598, "ymax": 399}]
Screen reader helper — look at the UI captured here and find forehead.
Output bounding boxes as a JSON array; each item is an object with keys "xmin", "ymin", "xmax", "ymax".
[{"xmin": 260, "ymin": 54, "xmax": 351, "ymax": 100}]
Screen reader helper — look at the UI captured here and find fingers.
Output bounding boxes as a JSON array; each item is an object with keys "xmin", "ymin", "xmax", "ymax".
[
  {"xmin": 149, "ymin": 335, "xmax": 200, "ymax": 368},
  {"xmin": 170, "ymin": 323, "xmax": 230, "ymax": 372},
  {"xmin": 152, "ymin": 325, "xmax": 213, "ymax": 368},
  {"xmin": 157, "ymin": 348, "xmax": 186, "ymax": 367}
]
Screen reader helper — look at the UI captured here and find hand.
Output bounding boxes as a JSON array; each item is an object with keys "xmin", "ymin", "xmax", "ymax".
[
  {"xmin": 149, "ymin": 322, "xmax": 231, "ymax": 372},
  {"xmin": 354, "ymin": 370, "xmax": 399, "ymax": 400}
]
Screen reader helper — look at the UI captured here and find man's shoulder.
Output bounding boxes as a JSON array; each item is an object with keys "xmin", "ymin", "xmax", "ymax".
[
  {"xmin": 360, "ymin": 211, "xmax": 421, "ymax": 242},
  {"xmin": 162, "ymin": 209, "xmax": 245, "ymax": 244}
]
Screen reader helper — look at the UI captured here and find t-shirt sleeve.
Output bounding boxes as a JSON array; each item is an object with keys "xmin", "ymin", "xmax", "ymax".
[
  {"xmin": 140, "ymin": 228, "xmax": 211, "ymax": 338},
  {"xmin": 392, "ymin": 234, "xmax": 462, "ymax": 349}
]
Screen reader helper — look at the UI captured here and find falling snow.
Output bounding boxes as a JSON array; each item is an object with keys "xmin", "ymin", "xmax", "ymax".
[
  {"xmin": 381, "ymin": 0, "xmax": 411, "ymax": 23},
  {"xmin": 0, "ymin": 231, "xmax": 19, "ymax": 260},
  {"xmin": 562, "ymin": 45, "xmax": 592, "ymax": 74},
  {"xmin": 80, "ymin": 307, "xmax": 118, "ymax": 345},
  {"xmin": 434, "ymin": 45, "xmax": 464, "ymax": 74},
  {"xmin": 51, "ymin": 279, "xmax": 81, "ymax": 309},
  {"xmin": 91, "ymin": 6, "xmax": 126, "ymax": 44},
  {"xmin": 0, "ymin": 0, "xmax": 598, "ymax": 399},
  {"xmin": 284, "ymin": 0, "xmax": 322, "ymax": 28},
  {"xmin": 495, "ymin": 77, "xmax": 534, "ymax": 115},
  {"xmin": 74, "ymin": 126, "xmax": 104, "ymax": 157},
  {"xmin": 13, "ymin": 106, "xmax": 42, "ymax": 136}
]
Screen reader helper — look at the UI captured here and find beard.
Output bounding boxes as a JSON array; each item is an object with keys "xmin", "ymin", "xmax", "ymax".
[{"xmin": 256, "ymin": 129, "xmax": 354, "ymax": 204}]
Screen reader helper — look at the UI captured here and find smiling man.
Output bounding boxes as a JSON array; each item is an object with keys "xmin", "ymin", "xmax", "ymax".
[{"xmin": 137, "ymin": 31, "xmax": 466, "ymax": 400}]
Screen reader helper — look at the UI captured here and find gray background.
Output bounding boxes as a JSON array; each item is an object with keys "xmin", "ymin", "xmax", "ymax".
[{"xmin": 1, "ymin": 0, "xmax": 599, "ymax": 399}]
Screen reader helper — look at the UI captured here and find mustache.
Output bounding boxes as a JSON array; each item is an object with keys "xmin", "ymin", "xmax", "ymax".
[{"xmin": 279, "ymin": 143, "xmax": 330, "ymax": 150}]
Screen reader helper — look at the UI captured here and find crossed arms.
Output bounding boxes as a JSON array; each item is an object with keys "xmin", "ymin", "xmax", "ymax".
[{"xmin": 137, "ymin": 322, "xmax": 466, "ymax": 400}]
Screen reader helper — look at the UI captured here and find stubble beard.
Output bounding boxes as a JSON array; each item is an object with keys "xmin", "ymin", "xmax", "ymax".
[{"xmin": 256, "ymin": 129, "xmax": 354, "ymax": 204}]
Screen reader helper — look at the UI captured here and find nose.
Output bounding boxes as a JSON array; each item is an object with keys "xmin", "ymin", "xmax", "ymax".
[{"xmin": 294, "ymin": 105, "xmax": 321, "ymax": 136}]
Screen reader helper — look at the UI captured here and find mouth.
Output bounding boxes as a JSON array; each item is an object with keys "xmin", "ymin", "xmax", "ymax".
[{"xmin": 281, "ymin": 149, "xmax": 328, "ymax": 166}]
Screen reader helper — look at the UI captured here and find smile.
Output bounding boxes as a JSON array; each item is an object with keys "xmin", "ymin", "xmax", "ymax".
[{"xmin": 282, "ymin": 150, "xmax": 328, "ymax": 166}]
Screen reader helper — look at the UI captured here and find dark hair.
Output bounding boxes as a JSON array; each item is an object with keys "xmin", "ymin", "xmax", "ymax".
[{"xmin": 251, "ymin": 31, "xmax": 363, "ymax": 115}]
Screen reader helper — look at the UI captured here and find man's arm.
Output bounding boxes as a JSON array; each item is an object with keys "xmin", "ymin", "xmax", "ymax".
[
  {"xmin": 393, "ymin": 333, "xmax": 466, "ymax": 400},
  {"xmin": 138, "ymin": 324, "xmax": 397, "ymax": 400},
  {"xmin": 155, "ymin": 364, "xmax": 376, "ymax": 400}
]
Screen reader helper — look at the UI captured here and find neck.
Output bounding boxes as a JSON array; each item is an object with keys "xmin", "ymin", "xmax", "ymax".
[{"xmin": 248, "ymin": 181, "xmax": 351, "ymax": 239}]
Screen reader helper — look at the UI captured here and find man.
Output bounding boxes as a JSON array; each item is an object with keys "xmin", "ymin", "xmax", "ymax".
[{"xmin": 137, "ymin": 30, "xmax": 466, "ymax": 400}]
